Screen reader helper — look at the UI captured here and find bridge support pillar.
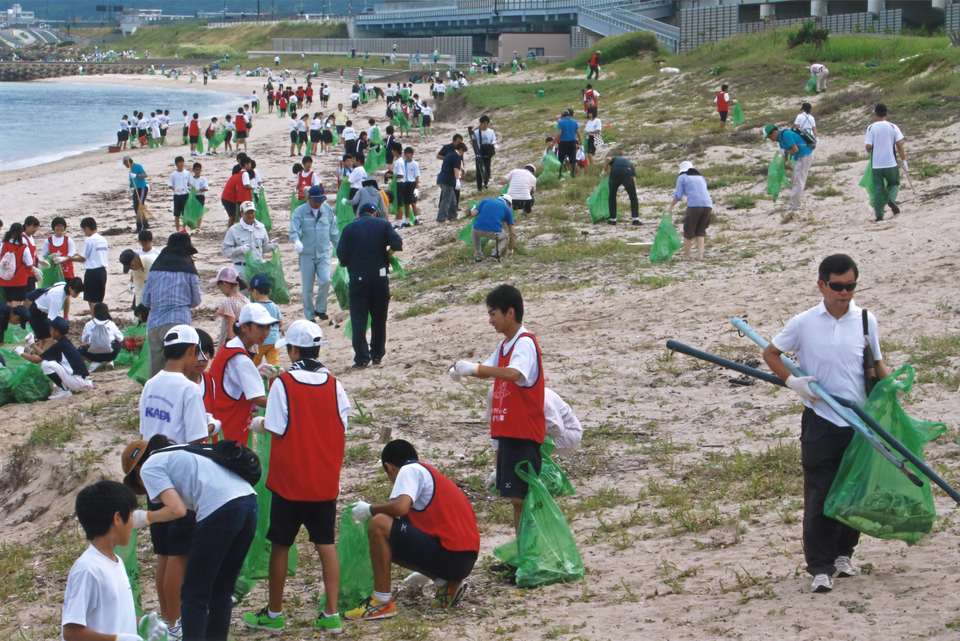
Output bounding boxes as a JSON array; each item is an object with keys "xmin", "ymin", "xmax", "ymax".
[
  {"xmin": 931, "ymin": 0, "xmax": 946, "ymax": 10},
  {"xmin": 811, "ymin": 0, "xmax": 828, "ymax": 17},
  {"xmin": 867, "ymin": 0, "xmax": 885, "ymax": 15},
  {"xmin": 760, "ymin": 3, "xmax": 776, "ymax": 19}
]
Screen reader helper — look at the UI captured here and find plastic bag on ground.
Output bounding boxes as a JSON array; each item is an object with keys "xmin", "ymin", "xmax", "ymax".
[
  {"xmin": 805, "ymin": 75, "xmax": 818, "ymax": 94},
  {"xmin": 331, "ymin": 265, "xmax": 349, "ymax": 311},
  {"xmin": 539, "ymin": 436, "xmax": 575, "ymax": 497},
  {"xmin": 586, "ymin": 177, "xmax": 610, "ymax": 224},
  {"xmin": 115, "ymin": 324, "xmax": 148, "ymax": 368},
  {"xmin": 319, "ymin": 506, "xmax": 373, "ymax": 614},
  {"xmin": 116, "ymin": 528, "xmax": 143, "ymax": 618},
  {"xmin": 766, "ymin": 152, "xmax": 789, "ymax": 201},
  {"xmin": 3, "ymin": 324, "xmax": 29, "ymax": 345},
  {"xmin": 128, "ymin": 337, "xmax": 151, "ymax": 385},
  {"xmin": 824, "ymin": 365, "xmax": 947, "ymax": 545},
  {"xmin": 538, "ymin": 153, "xmax": 561, "ymax": 187},
  {"xmin": 731, "ymin": 103, "xmax": 745, "ymax": 126},
  {"xmin": 243, "ymin": 251, "xmax": 290, "ymax": 305},
  {"xmin": 40, "ymin": 262, "xmax": 64, "ymax": 288},
  {"xmin": 11, "ymin": 362, "xmax": 51, "ymax": 402},
  {"xmin": 254, "ymin": 188, "xmax": 272, "ymax": 232},
  {"xmin": 649, "ymin": 214, "xmax": 682, "ymax": 264},
  {"xmin": 859, "ymin": 158, "xmax": 878, "ymax": 210},
  {"xmin": 182, "ymin": 190, "xmax": 207, "ymax": 231},
  {"xmin": 0, "ymin": 368, "xmax": 14, "ymax": 406}
]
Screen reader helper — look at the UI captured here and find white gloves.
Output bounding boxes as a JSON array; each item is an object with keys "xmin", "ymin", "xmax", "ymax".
[
  {"xmin": 206, "ymin": 413, "xmax": 222, "ymax": 437},
  {"xmin": 352, "ymin": 500, "xmax": 372, "ymax": 522},
  {"xmin": 455, "ymin": 178, "xmax": 462, "ymax": 190},
  {"xmin": 786, "ymin": 375, "xmax": 819, "ymax": 403},
  {"xmin": 116, "ymin": 634, "xmax": 143, "ymax": 641},
  {"xmin": 258, "ymin": 363, "xmax": 280, "ymax": 379},
  {"xmin": 294, "ymin": 239, "xmax": 304, "ymax": 254},
  {"xmin": 249, "ymin": 416, "xmax": 266, "ymax": 433},
  {"xmin": 14, "ymin": 346, "xmax": 24, "ymax": 355},
  {"xmin": 901, "ymin": 159, "xmax": 909, "ymax": 172},
  {"xmin": 455, "ymin": 360, "xmax": 479, "ymax": 378},
  {"xmin": 131, "ymin": 509, "xmax": 149, "ymax": 529}
]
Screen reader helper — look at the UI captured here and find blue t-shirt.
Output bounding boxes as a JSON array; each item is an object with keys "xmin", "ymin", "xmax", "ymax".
[
  {"xmin": 556, "ymin": 117, "xmax": 579, "ymax": 142},
  {"xmin": 258, "ymin": 300, "xmax": 281, "ymax": 345},
  {"xmin": 130, "ymin": 163, "xmax": 148, "ymax": 189},
  {"xmin": 778, "ymin": 129, "xmax": 811, "ymax": 160},
  {"xmin": 473, "ymin": 198, "xmax": 514, "ymax": 233},
  {"xmin": 436, "ymin": 151, "xmax": 461, "ymax": 186}
]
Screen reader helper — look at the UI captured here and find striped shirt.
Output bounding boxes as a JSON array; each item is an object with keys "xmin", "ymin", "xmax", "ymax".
[{"xmin": 140, "ymin": 270, "xmax": 202, "ymax": 329}]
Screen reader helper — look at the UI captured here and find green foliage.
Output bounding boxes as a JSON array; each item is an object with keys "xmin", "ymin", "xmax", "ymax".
[
  {"xmin": 567, "ymin": 31, "xmax": 660, "ymax": 68},
  {"xmin": 788, "ymin": 20, "xmax": 830, "ymax": 50}
]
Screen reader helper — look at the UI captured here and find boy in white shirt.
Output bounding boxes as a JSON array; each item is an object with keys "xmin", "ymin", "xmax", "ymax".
[
  {"xmin": 61, "ymin": 480, "xmax": 141, "ymax": 641},
  {"xmin": 392, "ymin": 146, "xmax": 421, "ymax": 226},
  {"xmin": 169, "ymin": 155, "xmax": 191, "ymax": 232},
  {"xmin": 188, "ymin": 162, "xmax": 209, "ymax": 207},
  {"xmin": 74, "ymin": 217, "xmax": 109, "ymax": 315}
]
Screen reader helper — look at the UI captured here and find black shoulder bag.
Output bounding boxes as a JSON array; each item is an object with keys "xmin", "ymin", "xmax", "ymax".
[{"xmin": 862, "ymin": 309, "xmax": 879, "ymax": 395}]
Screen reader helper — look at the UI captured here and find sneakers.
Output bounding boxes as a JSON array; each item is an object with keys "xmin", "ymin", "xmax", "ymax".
[
  {"xmin": 835, "ymin": 556, "xmax": 859, "ymax": 578},
  {"xmin": 888, "ymin": 201, "xmax": 901, "ymax": 215},
  {"xmin": 631, "ymin": 218, "xmax": 641, "ymax": 226},
  {"xmin": 168, "ymin": 619, "xmax": 183, "ymax": 641},
  {"xmin": 48, "ymin": 387, "xmax": 73, "ymax": 401},
  {"xmin": 344, "ymin": 596, "xmax": 397, "ymax": 621},
  {"xmin": 435, "ymin": 581, "xmax": 468, "ymax": 608},
  {"xmin": 241, "ymin": 607, "xmax": 286, "ymax": 631},
  {"xmin": 811, "ymin": 573, "xmax": 833, "ymax": 593},
  {"xmin": 314, "ymin": 611, "xmax": 343, "ymax": 634},
  {"xmin": 88, "ymin": 361, "xmax": 102, "ymax": 373},
  {"xmin": 607, "ymin": 218, "xmax": 617, "ymax": 225}
]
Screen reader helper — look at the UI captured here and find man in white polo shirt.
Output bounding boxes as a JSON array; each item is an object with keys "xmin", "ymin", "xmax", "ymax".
[{"xmin": 763, "ymin": 254, "xmax": 890, "ymax": 595}]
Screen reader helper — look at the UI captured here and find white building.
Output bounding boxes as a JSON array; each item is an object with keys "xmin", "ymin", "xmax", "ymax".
[{"xmin": 5, "ymin": 3, "xmax": 36, "ymax": 26}]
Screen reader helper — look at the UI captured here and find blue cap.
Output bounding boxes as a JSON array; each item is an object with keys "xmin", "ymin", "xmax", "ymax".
[
  {"xmin": 308, "ymin": 185, "xmax": 326, "ymax": 200},
  {"xmin": 51, "ymin": 317, "xmax": 70, "ymax": 335},
  {"xmin": 250, "ymin": 273, "xmax": 272, "ymax": 292},
  {"xmin": 359, "ymin": 203, "xmax": 378, "ymax": 214}
]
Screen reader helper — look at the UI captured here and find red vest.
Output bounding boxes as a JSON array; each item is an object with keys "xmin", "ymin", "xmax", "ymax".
[
  {"xmin": 296, "ymin": 171, "xmax": 315, "ymax": 200},
  {"xmin": 201, "ymin": 370, "xmax": 216, "ymax": 414},
  {"xmin": 46, "ymin": 237, "xmax": 75, "ymax": 279},
  {"xmin": 716, "ymin": 91, "xmax": 729, "ymax": 113},
  {"xmin": 267, "ymin": 371, "xmax": 345, "ymax": 501},
  {"xmin": 221, "ymin": 171, "xmax": 252, "ymax": 203},
  {"xmin": 188, "ymin": 120, "xmax": 200, "ymax": 137},
  {"xmin": 0, "ymin": 242, "xmax": 30, "ymax": 287},
  {"xmin": 235, "ymin": 116, "xmax": 248, "ymax": 134},
  {"xmin": 279, "ymin": 97, "xmax": 287, "ymax": 110},
  {"xmin": 407, "ymin": 462, "xmax": 480, "ymax": 553},
  {"xmin": 209, "ymin": 343, "xmax": 257, "ymax": 444},
  {"xmin": 490, "ymin": 332, "xmax": 545, "ymax": 443}
]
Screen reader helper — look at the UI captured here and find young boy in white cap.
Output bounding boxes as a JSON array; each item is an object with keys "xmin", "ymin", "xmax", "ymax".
[{"xmin": 242, "ymin": 319, "xmax": 350, "ymax": 634}]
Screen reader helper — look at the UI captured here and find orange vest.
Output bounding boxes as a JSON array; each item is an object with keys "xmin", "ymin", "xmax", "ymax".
[
  {"xmin": 490, "ymin": 332, "xmax": 546, "ymax": 443},
  {"xmin": 0, "ymin": 242, "xmax": 30, "ymax": 287},
  {"xmin": 408, "ymin": 462, "xmax": 480, "ymax": 553},
  {"xmin": 209, "ymin": 343, "xmax": 257, "ymax": 444}
]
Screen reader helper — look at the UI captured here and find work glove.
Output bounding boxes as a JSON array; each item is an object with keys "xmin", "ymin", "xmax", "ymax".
[
  {"xmin": 115, "ymin": 634, "xmax": 143, "ymax": 641},
  {"xmin": 249, "ymin": 416, "xmax": 266, "ymax": 434},
  {"xmin": 786, "ymin": 375, "xmax": 819, "ymax": 403},
  {"xmin": 352, "ymin": 500, "xmax": 372, "ymax": 523},
  {"xmin": 901, "ymin": 159, "xmax": 909, "ymax": 172},
  {"xmin": 14, "ymin": 346, "xmax": 24, "ymax": 355},
  {"xmin": 131, "ymin": 509, "xmax": 149, "ymax": 529},
  {"xmin": 258, "ymin": 363, "xmax": 280, "ymax": 379},
  {"xmin": 294, "ymin": 239, "xmax": 304, "ymax": 254},
  {"xmin": 453, "ymin": 360, "xmax": 479, "ymax": 379},
  {"xmin": 206, "ymin": 413, "xmax": 222, "ymax": 437}
]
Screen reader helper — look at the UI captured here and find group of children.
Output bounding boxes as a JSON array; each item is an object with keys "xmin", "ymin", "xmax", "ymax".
[
  {"xmin": 268, "ymin": 80, "xmax": 333, "ymax": 115},
  {"xmin": 117, "ymin": 110, "xmax": 173, "ymax": 150}
]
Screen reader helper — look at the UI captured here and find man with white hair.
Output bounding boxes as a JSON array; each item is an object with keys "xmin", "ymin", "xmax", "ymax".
[{"xmin": 222, "ymin": 201, "xmax": 275, "ymax": 269}]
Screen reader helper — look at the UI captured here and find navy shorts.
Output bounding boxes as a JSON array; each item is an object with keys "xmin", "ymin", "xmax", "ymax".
[
  {"xmin": 496, "ymin": 437, "xmax": 542, "ymax": 499},
  {"xmin": 389, "ymin": 518, "xmax": 477, "ymax": 582}
]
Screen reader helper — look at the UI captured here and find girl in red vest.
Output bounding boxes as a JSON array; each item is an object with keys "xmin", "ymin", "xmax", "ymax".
[
  {"xmin": 40, "ymin": 216, "xmax": 77, "ymax": 280},
  {"xmin": 715, "ymin": 83, "xmax": 732, "ymax": 128},
  {"xmin": 0, "ymin": 223, "xmax": 35, "ymax": 303},
  {"xmin": 347, "ymin": 438, "xmax": 480, "ymax": 622},
  {"xmin": 187, "ymin": 112, "xmax": 201, "ymax": 156},
  {"xmin": 296, "ymin": 156, "xmax": 319, "ymax": 201},
  {"xmin": 449, "ymin": 284, "xmax": 545, "ymax": 533},
  {"xmin": 220, "ymin": 159, "xmax": 254, "ymax": 226}
]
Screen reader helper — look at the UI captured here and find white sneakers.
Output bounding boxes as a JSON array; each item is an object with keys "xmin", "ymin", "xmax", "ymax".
[
  {"xmin": 811, "ymin": 574, "xmax": 833, "ymax": 593},
  {"xmin": 48, "ymin": 387, "xmax": 73, "ymax": 401},
  {"xmin": 811, "ymin": 557, "xmax": 860, "ymax": 593}
]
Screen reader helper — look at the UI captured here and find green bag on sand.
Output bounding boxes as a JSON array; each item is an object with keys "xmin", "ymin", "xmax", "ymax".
[
  {"xmin": 649, "ymin": 214, "xmax": 682, "ymax": 264},
  {"xmin": 388, "ymin": 176, "xmax": 399, "ymax": 215},
  {"xmin": 0, "ymin": 367, "xmax": 15, "ymax": 406},
  {"xmin": 495, "ymin": 461, "xmax": 584, "ymax": 587},
  {"xmin": 540, "ymin": 437, "xmax": 575, "ymax": 497},
  {"xmin": 859, "ymin": 158, "xmax": 878, "ymax": 209},
  {"xmin": 128, "ymin": 337, "xmax": 152, "ymax": 386},
  {"xmin": 538, "ymin": 153, "xmax": 561, "ymax": 187},
  {"xmin": 116, "ymin": 528, "xmax": 143, "ymax": 618},
  {"xmin": 766, "ymin": 152, "xmax": 789, "ymax": 201},
  {"xmin": 243, "ymin": 251, "xmax": 290, "ymax": 305},
  {"xmin": 458, "ymin": 218, "xmax": 474, "ymax": 245},
  {"xmin": 195, "ymin": 135, "xmax": 204, "ymax": 154},
  {"xmin": 182, "ymin": 190, "xmax": 207, "ymax": 231},
  {"xmin": 389, "ymin": 254, "xmax": 407, "ymax": 279},
  {"xmin": 731, "ymin": 103, "xmax": 745, "ymax": 126},
  {"xmin": 254, "ymin": 188, "xmax": 272, "ymax": 232},
  {"xmin": 3, "ymin": 323, "xmax": 29, "ymax": 345},
  {"xmin": 39, "ymin": 262, "xmax": 64, "ymax": 288},
  {"xmin": 209, "ymin": 129, "xmax": 227, "ymax": 151},
  {"xmin": 319, "ymin": 506, "xmax": 373, "ymax": 614},
  {"xmin": 334, "ymin": 182, "xmax": 355, "ymax": 234},
  {"xmin": 289, "ymin": 191, "xmax": 306, "ymax": 213},
  {"xmin": 11, "ymin": 362, "xmax": 50, "ymax": 403},
  {"xmin": 805, "ymin": 75, "xmax": 818, "ymax": 94},
  {"xmin": 115, "ymin": 325, "xmax": 147, "ymax": 368},
  {"xmin": 586, "ymin": 177, "xmax": 610, "ymax": 223},
  {"xmin": 343, "ymin": 313, "xmax": 372, "ymax": 340},
  {"xmin": 824, "ymin": 365, "xmax": 947, "ymax": 545},
  {"xmin": 332, "ymin": 265, "xmax": 349, "ymax": 310}
]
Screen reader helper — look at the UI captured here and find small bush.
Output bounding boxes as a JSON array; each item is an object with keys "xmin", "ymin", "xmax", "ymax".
[
  {"xmin": 726, "ymin": 194, "xmax": 757, "ymax": 210},
  {"xmin": 788, "ymin": 21, "xmax": 829, "ymax": 49},
  {"xmin": 568, "ymin": 31, "xmax": 659, "ymax": 68},
  {"xmin": 175, "ymin": 44, "xmax": 239, "ymax": 59}
]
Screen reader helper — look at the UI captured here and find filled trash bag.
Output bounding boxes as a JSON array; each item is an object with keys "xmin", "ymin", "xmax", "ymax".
[
  {"xmin": 289, "ymin": 191, "xmax": 306, "ymax": 213},
  {"xmin": 538, "ymin": 153, "xmax": 561, "ymax": 187},
  {"xmin": 858, "ymin": 158, "xmax": 878, "ymax": 210},
  {"xmin": 494, "ymin": 461, "xmax": 584, "ymax": 587},
  {"xmin": 458, "ymin": 217, "xmax": 474, "ymax": 245},
  {"xmin": 766, "ymin": 152, "xmax": 789, "ymax": 202},
  {"xmin": 0, "ymin": 367, "xmax": 14, "ymax": 406},
  {"xmin": 128, "ymin": 337, "xmax": 152, "ymax": 386},
  {"xmin": 3, "ymin": 324, "xmax": 29, "ymax": 345},
  {"xmin": 319, "ymin": 505, "xmax": 374, "ymax": 614},
  {"xmin": 392, "ymin": 111, "xmax": 411, "ymax": 134},
  {"xmin": 332, "ymin": 265, "xmax": 349, "ymax": 311},
  {"xmin": 254, "ymin": 188, "xmax": 272, "ymax": 232},
  {"xmin": 824, "ymin": 365, "xmax": 947, "ymax": 545},
  {"xmin": 731, "ymin": 103, "xmax": 745, "ymax": 126},
  {"xmin": 181, "ymin": 190, "xmax": 207, "ymax": 231},
  {"xmin": 243, "ymin": 251, "xmax": 290, "ymax": 305},
  {"xmin": 343, "ymin": 313, "xmax": 372, "ymax": 340},
  {"xmin": 11, "ymin": 361, "xmax": 51, "ymax": 403},
  {"xmin": 115, "ymin": 325, "xmax": 147, "ymax": 368},
  {"xmin": 389, "ymin": 254, "xmax": 407, "ymax": 279},
  {"xmin": 586, "ymin": 177, "xmax": 610, "ymax": 224},
  {"xmin": 195, "ymin": 135, "xmax": 204, "ymax": 154},
  {"xmin": 805, "ymin": 75, "xmax": 818, "ymax": 94},
  {"xmin": 388, "ymin": 176, "xmax": 399, "ymax": 215},
  {"xmin": 334, "ymin": 182, "xmax": 355, "ymax": 234},
  {"xmin": 39, "ymin": 261, "xmax": 65, "ymax": 288},
  {"xmin": 116, "ymin": 528, "xmax": 143, "ymax": 617},
  {"xmin": 539, "ymin": 436, "xmax": 575, "ymax": 497},
  {"xmin": 649, "ymin": 214, "xmax": 682, "ymax": 264}
]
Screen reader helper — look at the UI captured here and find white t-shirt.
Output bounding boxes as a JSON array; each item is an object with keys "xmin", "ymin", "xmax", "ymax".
[
  {"xmin": 585, "ymin": 118, "xmax": 602, "ymax": 136},
  {"xmin": 865, "ymin": 121, "xmax": 904, "ymax": 169},
  {"xmin": 81, "ymin": 318, "xmax": 123, "ymax": 353},
  {"xmin": 310, "ymin": 117, "xmax": 323, "ymax": 131},
  {"xmin": 772, "ymin": 300, "xmax": 881, "ymax": 426},
  {"xmin": 82, "ymin": 233, "xmax": 109, "ymax": 270},
  {"xmin": 348, "ymin": 166, "xmax": 368, "ymax": 189},
  {"xmin": 482, "ymin": 325, "xmax": 539, "ymax": 388},
  {"xmin": 810, "ymin": 63, "xmax": 827, "ymax": 75},
  {"xmin": 288, "ymin": 118, "xmax": 299, "ymax": 133},
  {"xmin": 169, "ymin": 169, "xmax": 191, "ymax": 195},
  {"xmin": 342, "ymin": 126, "xmax": 358, "ymax": 141},
  {"xmin": 544, "ymin": 388, "xmax": 582, "ymax": 450},
  {"xmin": 389, "ymin": 462, "xmax": 435, "ymax": 511},
  {"xmin": 188, "ymin": 175, "xmax": 209, "ymax": 193},
  {"xmin": 794, "ymin": 112, "xmax": 817, "ymax": 134},
  {"xmin": 506, "ymin": 168, "xmax": 537, "ymax": 201},
  {"xmin": 140, "ymin": 449, "xmax": 254, "ymax": 521},
  {"xmin": 222, "ymin": 337, "xmax": 266, "ymax": 401},
  {"xmin": 140, "ymin": 370, "xmax": 210, "ymax": 444},
  {"xmin": 36, "ymin": 282, "xmax": 68, "ymax": 319},
  {"xmin": 61, "ymin": 545, "xmax": 137, "ymax": 639},
  {"xmin": 264, "ymin": 366, "xmax": 351, "ymax": 435},
  {"xmin": 421, "ymin": 105, "xmax": 433, "ymax": 118},
  {"xmin": 350, "ymin": 92, "xmax": 360, "ymax": 102},
  {"xmin": 393, "ymin": 158, "xmax": 421, "ymax": 183}
]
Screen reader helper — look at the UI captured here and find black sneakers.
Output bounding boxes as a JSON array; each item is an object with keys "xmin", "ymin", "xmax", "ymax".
[{"xmin": 888, "ymin": 201, "xmax": 901, "ymax": 215}]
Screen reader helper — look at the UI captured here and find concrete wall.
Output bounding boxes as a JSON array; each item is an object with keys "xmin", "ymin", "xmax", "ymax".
[{"xmin": 498, "ymin": 32, "xmax": 572, "ymax": 60}]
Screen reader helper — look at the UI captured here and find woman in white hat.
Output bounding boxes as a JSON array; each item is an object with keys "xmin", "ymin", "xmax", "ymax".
[{"xmin": 668, "ymin": 160, "xmax": 713, "ymax": 260}]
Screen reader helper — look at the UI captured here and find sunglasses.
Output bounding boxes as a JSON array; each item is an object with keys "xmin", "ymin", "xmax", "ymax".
[{"xmin": 827, "ymin": 281, "xmax": 857, "ymax": 292}]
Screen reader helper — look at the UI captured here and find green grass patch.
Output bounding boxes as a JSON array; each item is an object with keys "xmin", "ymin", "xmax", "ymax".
[
  {"xmin": 814, "ymin": 186, "xmax": 843, "ymax": 198},
  {"xmin": 918, "ymin": 163, "xmax": 945, "ymax": 179},
  {"xmin": 907, "ymin": 333, "xmax": 960, "ymax": 389},
  {"xmin": 395, "ymin": 302, "xmax": 443, "ymax": 320},
  {"xmin": 726, "ymin": 194, "xmax": 758, "ymax": 210},
  {"xmin": 27, "ymin": 416, "xmax": 78, "ymax": 449},
  {"xmin": 0, "ymin": 542, "xmax": 37, "ymax": 602},
  {"xmin": 566, "ymin": 31, "xmax": 660, "ymax": 68}
]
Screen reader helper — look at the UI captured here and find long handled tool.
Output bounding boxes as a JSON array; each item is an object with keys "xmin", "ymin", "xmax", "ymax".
[{"xmin": 666, "ymin": 338, "xmax": 960, "ymax": 505}]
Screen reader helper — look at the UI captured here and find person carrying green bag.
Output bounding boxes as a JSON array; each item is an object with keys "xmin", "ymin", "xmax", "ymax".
[
  {"xmin": 731, "ymin": 102, "xmax": 745, "ymax": 126},
  {"xmin": 864, "ymin": 103, "xmax": 907, "ymax": 222},
  {"xmin": 290, "ymin": 185, "xmax": 339, "ymax": 320},
  {"xmin": 346, "ymin": 439, "xmax": 480, "ymax": 621},
  {"xmin": 668, "ymin": 160, "xmax": 713, "ymax": 260},
  {"xmin": 763, "ymin": 123, "xmax": 813, "ymax": 212},
  {"xmin": 241, "ymin": 319, "xmax": 349, "ymax": 634}
]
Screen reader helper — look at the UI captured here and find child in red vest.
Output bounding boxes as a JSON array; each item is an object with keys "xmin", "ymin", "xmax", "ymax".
[
  {"xmin": 715, "ymin": 84, "xmax": 733, "ymax": 128},
  {"xmin": 449, "ymin": 284, "xmax": 545, "ymax": 534},
  {"xmin": 40, "ymin": 216, "xmax": 77, "ymax": 280}
]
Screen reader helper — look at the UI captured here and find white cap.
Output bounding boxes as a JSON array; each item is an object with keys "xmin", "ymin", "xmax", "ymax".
[
  {"xmin": 678, "ymin": 160, "xmax": 694, "ymax": 175},
  {"xmin": 163, "ymin": 324, "xmax": 206, "ymax": 359},
  {"xmin": 498, "ymin": 193, "xmax": 513, "ymax": 205},
  {"xmin": 240, "ymin": 200, "xmax": 256, "ymax": 213},
  {"xmin": 276, "ymin": 319, "xmax": 324, "ymax": 349},
  {"xmin": 238, "ymin": 302, "xmax": 279, "ymax": 326}
]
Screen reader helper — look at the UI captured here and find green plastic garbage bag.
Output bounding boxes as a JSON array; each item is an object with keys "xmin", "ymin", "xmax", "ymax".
[
  {"xmin": 364, "ymin": 147, "xmax": 379, "ymax": 174},
  {"xmin": 731, "ymin": 103, "xmax": 745, "ymax": 126},
  {"xmin": 128, "ymin": 337, "xmax": 152, "ymax": 386},
  {"xmin": 319, "ymin": 505, "xmax": 373, "ymax": 614},
  {"xmin": 539, "ymin": 436, "xmax": 575, "ymax": 497},
  {"xmin": 243, "ymin": 251, "xmax": 290, "ymax": 305},
  {"xmin": 334, "ymin": 182, "xmax": 355, "ymax": 234},
  {"xmin": 11, "ymin": 362, "xmax": 50, "ymax": 403},
  {"xmin": 388, "ymin": 175, "xmax": 399, "ymax": 215},
  {"xmin": 458, "ymin": 218, "xmax": 474, "ymax": 245},
  {"xmin": 39, "ymin": 261, "xmax": 64, "ymax": 288},
  {"xmin": 824, "ymin": 365, "xmax": 947, "ymax": 545},
  {"xmin": 389, "ymin": 254, "xmax": 407, "ymax": 279},
  {"xmin": 766, "ymin": 152, "xmax": 789, "ymax": 201},
  {"xmin": 3, "ymin": 323, "xmax": 29, "ymax": 345},
  {"xmin": 511, "ymin": 461, "xmax": 584, "ymax": 587},
  {"xmin": 115, "ymin": 324, "xmax": 147, "ymax": 368},
  {"xmin": 208, "ymin": 129, "xmax": 227, "ymax": 152},
  {"xmin": 343, "ymin": 314, "xmax": 372, "ymax": 340},
  {"xmin": 195, "ymin": 135, "xmax": 204, "ymax": 154},
  {"xmin": 586, "ymin": 177, "xmax": 610, "ymax": 223},
  {"xmin": 289, "ymin": 191, "xmax": 306, "ymax": 214},
  {"xmin": 254, "ymin": 188, "xmax": 272, "ymax": 232},
  {"xmin": 538, "ymin": 153, "xmax": 561, "ymax": 187},
  {"xmin": 370, "ymin": 127, "xmax": 382, "ymax": 145},
  {"xmin": 331, "ymin": 128, "xmax": 340, "ymax": 146},
  {"xmin": 0, "ymin": 367, "xmax": 14, "ymax": 406},
  {"xmin": 805, "ymin": 75, "xmax": 818, "ymax": 94},
  {"xmin": 392, "ymin": 111, "xmax": 411, "ymax": 135},
  {"xmin": 116, "ymin": 528, "xmax": 143, "ymax": 618},
  {"xmin": 649, "ymin": 214, "xmax": 682, "ymax": 264},
  {"xmin": 332, "ymin": 265, "xmax": 349, "ymax": 310},
  {"xmin": 858, "ymin": 158, "xmax": 878, "ymax": 210},
  {"xmin": 182, "ymin": 189, "xmax": 207, "ymax": 231}
]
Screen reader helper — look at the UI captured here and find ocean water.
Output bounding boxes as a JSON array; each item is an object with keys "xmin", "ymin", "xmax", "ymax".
[{"xmin": 0, "ymin": 81, "xmax": 244, "ymax": 170}]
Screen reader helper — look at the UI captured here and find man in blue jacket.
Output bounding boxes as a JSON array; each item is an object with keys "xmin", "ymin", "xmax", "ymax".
[{"xmin": 290, "ymin": 185, "xmax": 339, "ymax": 321}]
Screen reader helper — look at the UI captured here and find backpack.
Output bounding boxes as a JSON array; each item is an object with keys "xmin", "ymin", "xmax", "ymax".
[
  {"xmin": 87, "ymin": 321, "xmax": 115, "ymax": 354},
  {"xmin": 162, "ymin": 440, "xmax": 262, "ymax": 486},
  {"xmin": 0, "ymin": 250, "xmax": 17, "ymax": 281},
  {"xmin": 790, "ymin": 126, "xmax": 817, "ymax": 150}
]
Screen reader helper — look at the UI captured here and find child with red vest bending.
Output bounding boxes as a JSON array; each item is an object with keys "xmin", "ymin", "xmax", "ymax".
[
  {"xmin": 450, "ymin": 284, "xmax": 544, "ymax": 534},
  {"xmin": 241, "ymin": 319, "xmax": 350, "ymax": 635},
  {"xmin": 207, "ymin": 303, "xmax": 276, "ymax": 445},
  {"xmin": 347, "ymin": 439, "xmax": 480, "ymax": 622}
]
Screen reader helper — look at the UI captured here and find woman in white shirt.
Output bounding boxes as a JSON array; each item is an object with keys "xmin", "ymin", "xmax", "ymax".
[
  {"xmin": 584, "ymin": 109, "xmax": 602, "ymax": 161},
  {"xmin": 794, "ymin": 102, "xmax": 817, "ymax": 139}
]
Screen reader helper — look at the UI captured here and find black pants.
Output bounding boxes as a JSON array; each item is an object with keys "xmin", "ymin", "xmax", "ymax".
[
  {"xmin": 28, "ymin": 304, "xmax": 52, "ymax": 340},
  {"xmin": 609, "ymin": 171, "xmax": 639, "ymax": 221},
  {"xmin": 348, "ymin": 273, "xmax": 389, "ymax": 366},
  {"xmin": 801, "ymin": 408, "xmax": 860, "ymax": 576},
  {"xmin": 80, "ymin": 342, "xmax": 122, "ymax": 363},
  {"xmin": 476, "ymin": 156, "xmax": 493, "ymax": 190},
  {"xmin": 587, "ymin": 64, "xmax": 599, "ymax": 80},
  {"xmin": 557, "ymin": 141, "xmax": 577, "ymax": 177}
]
